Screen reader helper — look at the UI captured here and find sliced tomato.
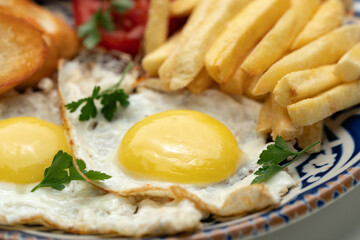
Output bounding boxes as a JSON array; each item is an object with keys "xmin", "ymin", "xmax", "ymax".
[
  {"xmin": 72, "ymin": 0, "xmax": 185, "ymax": 55},
  {"xmin": 72, "ymin": 0, "xmax": 150, "ymax": 55}
]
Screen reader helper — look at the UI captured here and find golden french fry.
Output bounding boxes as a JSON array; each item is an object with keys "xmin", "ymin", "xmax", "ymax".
[
  {"xmin": 273, "ymin": 65, "xmax": 343, "ymax": 107},
  {"xmin": 291, "ymin": 0, "xmax": 345, "ymax": 50},
  {"xmin": 159, "ymin": 0, "xmax": 219, "ymax": 89},
  {"xmin": 138, "ymin": 78, "xmax": 170, "ymax": 92},
  {"xmin": 142, "ymin": 32, "xmax": 181, "ymax": 77},
  {"xmin": 288, "ymin": 80, "xmax": 360, "ymax": 127},
  {"xmin": 170, "ymin": 0, "xmax": 202, "ymax": 17},
  {"xmin": 205, "ymin": 0, "xmax": 290, "ymax": 84},
  {"xmin": 253, "ymin": 25, "xmax": 360, "ymax": 95},
  {"xmin": 162, "ymin": 0, "xmax": 251, "ymax": 90},
  {"xmin": 144, "ymin": 0, "xmax": 169, "ymax": 54},
  {"xmin": 187, "ymin": 68, "xmax": 215, "ymax": 94},
  {"xmin": 244, "ymin": 76, "xmax": 268, "ymax": 102},
  {"xmin": 335, "ymin": 42, "xmax": 360, "ymax": 82},
  {"xmin": 298, "ymin": 121, "xmax": 323, "ymax": 153},
  {"xmin": 256, "ymin": 96, "xmax": 273, "ymax": 135},
  {"xmin": 271, "ymin": 95, "xmax": 303, "ymax": 141},
  {"xmin": 242, "ymin": 0, "xmax": 320, "ymax": 77},
  {"xmin": 0, "ymin": 13, "xmax": 47, "ymax": 94},
  {"xmin": 220, "ymin": 66, "xmax": 249, "ymax": 95}
]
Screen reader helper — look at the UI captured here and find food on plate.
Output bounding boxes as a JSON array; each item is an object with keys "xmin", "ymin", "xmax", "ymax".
[
  {"xmin": 270, "ymin": 94, "xmax": 303, "ymax": 141},
  {"xmin": 298, "ymin": 121, "xmax": 324, "ymax": 154},
  {"xmin": 0, "ymin": 0, "xmax": 78, "ymax": 88},
  {"xmin": 0, "ymin": 13, "xmax": 47, "ymax": 95},
  {"xmin": 0, "ymin": 62, "xmax": 203, "ymax": 237},
  {"xmin": 273, "ymin": 65, "xmax": 343, "ymax": 107},
  {"xmin": 58, "ymin": 51, "xmax": 296, "ymax": 216},
  {"xmin": 2, "ymin": 0, "xmax": 360, "ymax": 237},
  {"xmin": 252, "ymin": 25, "xmax": 360, "ymax": 95},
  {"xmin": 241, "ymin": 0, "xmax": 320, "ymax": 77},
  {"xmin": 288, "ymin": 80, "xmax": 360, "ymax": 126},
  {"xmin": 160, "ymin": 0, "xmax": 250, "ymax": 90},
  {"xmin": 205, "ymin": 0, "xmax": 290, "ymax": 84},
  {"xmin": 144, "ymin": 0, "xmax": 169, "ymax": 54},
  {"xmin": 291, "ymin": 0, "xmax": 345, "ymax": 50},
  {"xmin": 142, "ymin": 32, "xmax": 181, "ymax": 77},
  {"xmin": 169, "ymin": 0, "xmax": 201, "ymax": 17},
  {"xmin": 335, "ymin": 42, "xmax": 360, "ymax": 81}
]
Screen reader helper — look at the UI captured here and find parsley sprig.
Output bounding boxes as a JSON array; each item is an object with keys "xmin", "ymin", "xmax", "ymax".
[
  {"xmin": 78, "ymin": 0, "xmax": 134, "ymax": 49},
  {"xmin": 31, "ymin": 151, "xmax": 111, "ymax": 192},
  {"xmin": 65, "ymin": 61, "xmax": 134, "ymax": 121},
  {"xmin": 251, "ymin": 136, "xmax": 320, "ymax": 184}
]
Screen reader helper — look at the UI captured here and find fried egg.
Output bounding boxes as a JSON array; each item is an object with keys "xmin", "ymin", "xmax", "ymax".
[
  {"xmin": 58, "ymin": 53, "xmax": 296, "ymax": 217},
  {"xmin": 0, "ymin": 76, "xmax": 203, "ymax": 236}
]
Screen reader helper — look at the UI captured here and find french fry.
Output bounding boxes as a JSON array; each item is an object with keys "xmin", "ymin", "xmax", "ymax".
[
  {"xmin": 170, "ymin": 0, "xmax": 202, "ymax": 17},
  {"xmin": 144, "ymin": 0, "xmax": 170, "ymax": 54},
  {"xmin": 161, "ymin": 0, "xmax": 251, "ymax": 90},
  {"xmin": 205, "ymin": 0, "xmax": 290, "ymax": 84},
  {"xmin": 334, "ymin": 42, "xmax": 360, "ymax": 82},
  {"xmin": 159, "ymin": 0, "xmax": 219, "ymax": 89},
  {"xmin": 242, "ymin": 0, "xmax": 320, "ymax": 77},
  {"xmin": 256, "ymin": 96, "xmax": 273, "ymax": 135},
  {"xmin": 252, "ymin": 25, "xmax": 360, "ymax": 95},
  {"xmin": 187, "ymin": 68, "xmax": 215, "ymax": 94},
  {"xmin": 220, "ymin": 66, "xmax": 249, "ymax": 95},
  {"xmin": 288, "ymin": 80, "xmax": 360, "ymax": 127},
  {"xmin": 244, "ymin": 76, "xmax": 268, "ymax": 102},
  {"xmin": 300, "ymin": 0, "xmax": 345, "ymax": 47},
  {"xmin": 291, "ymin": 0, "xmax": 345, "ymax": 51},
  {"xmin": 298, "ymin": 121, "xmax": 323, "ymax": 153},
  {"xmin": 271, "ymin": 95, "xmax": 303, "ymax": 141},
  {"xmin": 0, "ymin": 13, "xmax": 47, "ymax": 94},
  {"xmin": 273, "ymin": 65, "xmax": 343, "ymax": 107},
  {"xmin": 138, "ymin": 78, "xmax": 171, "ymax": 92},
  {"xmin": 142, "ymin": 32, "xmax": 181, "ymax": 77}
]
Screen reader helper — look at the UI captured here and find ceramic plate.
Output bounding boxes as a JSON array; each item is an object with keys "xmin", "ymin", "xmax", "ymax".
[{"xmin": 1, "ymin": 1, "xmax": 360, "ymax": 239}]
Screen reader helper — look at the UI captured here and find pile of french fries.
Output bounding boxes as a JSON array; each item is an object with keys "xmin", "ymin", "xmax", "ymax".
[
  {"xmin": 0, "ymin": 0, "xmax": 78, "ymax": 93},
  {"xmin": 142, "ymin": 0, "xmax": 360, "ymax": 153}
]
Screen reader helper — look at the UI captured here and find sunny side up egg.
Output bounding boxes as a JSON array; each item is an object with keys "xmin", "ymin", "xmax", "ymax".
[
  {"xmin": 59, "ymin": 53, "xmax": 296, "ymax": 217},
  {"xmin": 0, "ymin": 77, "xmax": 203, "ymax": 236}
]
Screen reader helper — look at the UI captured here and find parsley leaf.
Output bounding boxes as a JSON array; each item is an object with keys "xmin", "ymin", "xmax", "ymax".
[
  {"xmin": 65, "ymin": 62, "xmax": 134, "ymax": 122},
  {"xmin": 77, "ymin": 0, "xmax": 134, "ymax": 49},
  {"xmin": 251, "ymin": 136, "xmax": 320, "ymax": 184},
  {"xmin": 31, "ymin": 151, "xmax": 111, "ymax": 192}
]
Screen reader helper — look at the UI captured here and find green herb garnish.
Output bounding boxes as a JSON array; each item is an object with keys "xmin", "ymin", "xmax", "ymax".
[
  {"xmin": 78, "ymin": 0, "xmax": 134, "ymax": 49},
  {"xmin": 31, "ymin": 150, "xmax": 111, "ymax": 192},
  {"xmin": 65, "ymin": 61, "xmax": 134, "ymax": 121},
  {"xmin": 251, "ymin": 136, "xmax": 320, "ymax": 184}
]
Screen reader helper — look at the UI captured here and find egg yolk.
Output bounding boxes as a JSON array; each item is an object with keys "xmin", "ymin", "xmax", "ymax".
[
  {"xmin": 118, "ymin": 110, "xmax": 242, "ymax": 184},
  {"xmin": 0, "ymin": 117, "xmax": 70, "ymax": 184}
]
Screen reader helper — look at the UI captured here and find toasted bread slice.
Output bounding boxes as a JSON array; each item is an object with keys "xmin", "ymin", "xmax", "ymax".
[
  {"xmin": 0, "ymin": 13, "xmax": 47, "ymax": 94},
  {"xmin": 0, "ymin": 0, "xmax": 78, "ymax": 59}
]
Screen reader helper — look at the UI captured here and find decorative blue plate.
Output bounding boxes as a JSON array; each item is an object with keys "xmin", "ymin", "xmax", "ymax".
[{"xmin": 1, "ymin": 1, "xmax": 360, "ymax": 239}]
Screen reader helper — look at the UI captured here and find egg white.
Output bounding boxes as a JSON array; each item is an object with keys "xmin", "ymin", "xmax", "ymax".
[
  {"xmin": 58, "ymin": 56, "xmax": 296, "ymax": 216},
  {"xmin": 0, "ymin": 73, "xmax": 203, "ymax": 236}
]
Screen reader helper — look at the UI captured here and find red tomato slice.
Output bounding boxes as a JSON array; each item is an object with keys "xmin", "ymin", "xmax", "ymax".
[
  {"xmin": 72, "ymin": 0, "xmax": 185, "ymax": 55},
  {"xmin": 72, "ymin": 0, "xmax": 150, "ymax": 55}
]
